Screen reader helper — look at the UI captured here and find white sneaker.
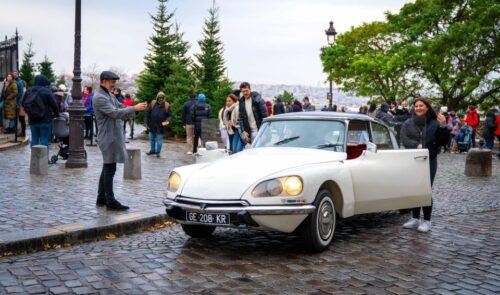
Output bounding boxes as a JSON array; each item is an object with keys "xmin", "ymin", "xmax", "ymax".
[
  {"xmin": 403, "ymin": 218, "xmax": 420, "ymax": 229},
  {"xmin": 186, "ymin": 151, "xmax": 193, "ymax": 155},
  {"xmin": 417, "ymin": 220, "xmax": 431, "ymax": 233}
]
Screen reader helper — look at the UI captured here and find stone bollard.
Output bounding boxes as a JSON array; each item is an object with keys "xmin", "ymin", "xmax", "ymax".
[
  {"xmin": 30, "ymin": 145, "xmax": 48, "ymax": 175},
  {"xmin": 465, "ymin": 148, "xmax": 492, "ymax": 177},
  {"xmin": 205, "ymin": 141, "xmax": 218, "ymax": 151},
  {"xmin": 124, "ymin": 149, "xmax": 141, "ymax": 180}
]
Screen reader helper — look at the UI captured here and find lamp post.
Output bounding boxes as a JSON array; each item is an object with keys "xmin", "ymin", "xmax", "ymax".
[
  {"xmin": 325, "ymin": 21, "xmax": 337, "ymax": 111},
  {"xmin": 66, "ymin": 0, "xmax": 87, "ymax": 168}
]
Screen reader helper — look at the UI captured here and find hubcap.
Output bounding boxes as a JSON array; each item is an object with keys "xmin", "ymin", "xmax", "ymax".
[{"xmin": 317, "ymin": 197, "xmax": 334, "ymax": 241}]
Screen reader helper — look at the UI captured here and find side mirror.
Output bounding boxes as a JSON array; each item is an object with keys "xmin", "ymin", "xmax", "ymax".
[{"xmin": 367, "ymin": 142, "xmax": 377, "ymax": 153}]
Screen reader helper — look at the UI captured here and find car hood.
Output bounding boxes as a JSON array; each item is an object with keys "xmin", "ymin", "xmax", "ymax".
[{"xmin": 180, "ymin": 147, "xmax": 346, "ymax": 199}]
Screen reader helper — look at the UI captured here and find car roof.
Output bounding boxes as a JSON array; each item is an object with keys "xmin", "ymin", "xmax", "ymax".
[{"xmin": 265, "ymin": 111, "xmax": 376, "ymax": 122}]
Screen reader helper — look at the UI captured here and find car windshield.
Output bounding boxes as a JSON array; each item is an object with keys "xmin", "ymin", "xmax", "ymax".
[{"xmin": 253, "ymin": 120, "xmax": 345, "ymax": 152}]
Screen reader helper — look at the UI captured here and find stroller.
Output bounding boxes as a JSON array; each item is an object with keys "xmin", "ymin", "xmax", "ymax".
[
  {"xmin": 455, "ymin": 125, "xmax": 473, "ymax": 153},
  {"xmin": 49, "ymin": 112, "xmax": 70, "ymax": 164}
]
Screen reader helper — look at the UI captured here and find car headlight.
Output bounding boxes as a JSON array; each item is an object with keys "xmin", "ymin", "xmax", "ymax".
[
  {"xmin": 252, "ymin": 176, "xmax": 303, "ymax": 197},
  {"xmin": 167, "ymin": 172, "xmax": 181, "ymax": 193}
]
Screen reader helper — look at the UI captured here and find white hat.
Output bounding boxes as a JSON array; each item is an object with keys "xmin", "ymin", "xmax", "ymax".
[{"xmin": 58, "ymin": 84, "xmax": 67, "ymax": 92}]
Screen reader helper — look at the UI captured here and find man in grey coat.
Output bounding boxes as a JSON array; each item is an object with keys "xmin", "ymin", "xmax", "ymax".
[{"xmin": 93, "ymin": 71, "xmax": 147, "ymax": 210}]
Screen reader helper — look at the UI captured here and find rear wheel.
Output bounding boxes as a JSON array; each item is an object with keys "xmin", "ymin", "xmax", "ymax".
[
  {"xmin": 181, "ymin": 224, "xmax": 216, "ymax": 238},
  {"xmin": 300, "ymin": 189, "xmax": 336, "ymax": 252}
]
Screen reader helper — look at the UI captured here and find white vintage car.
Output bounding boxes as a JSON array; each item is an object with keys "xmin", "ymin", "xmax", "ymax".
[{"xmin": 164, "ymin": 112, "xmax": 431, "ymax": 252}]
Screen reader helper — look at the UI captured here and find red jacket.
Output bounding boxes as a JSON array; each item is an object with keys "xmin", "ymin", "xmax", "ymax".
[
  {"xmin": 465, "ymin": 109, "xmax": 479, "ymax": 130},
  {"xmin": 123, "ymin": 98, "xmax": 134, "ymax": 107},
  {"xmin": 495, "ymin": 114, "xmax": 500, "ymax": 136}
]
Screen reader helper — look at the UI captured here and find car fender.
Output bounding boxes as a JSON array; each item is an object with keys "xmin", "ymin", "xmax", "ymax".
[{"xmin": 241, "ymin": 161, "xmax": 355, "ymax": 218}]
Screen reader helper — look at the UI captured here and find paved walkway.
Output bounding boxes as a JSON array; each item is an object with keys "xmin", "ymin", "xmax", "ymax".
[{"xmin": 0, "ymin": 132, "xmax": 193, "ymax": 236}]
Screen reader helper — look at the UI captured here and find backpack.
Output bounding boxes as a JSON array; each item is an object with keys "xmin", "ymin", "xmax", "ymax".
[{"xmin": 23, "ymin": 88, "xmax": 46, "ymax": 120}]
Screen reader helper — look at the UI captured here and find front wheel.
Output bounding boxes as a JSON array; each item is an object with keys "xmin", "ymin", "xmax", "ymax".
[
  {"xmin": 181, "ymin": 224, "xmax": 216, "ymax": 238},
  {"xmin": 300, "ymin": 189, "xmax": 336, "ymax": 252}
]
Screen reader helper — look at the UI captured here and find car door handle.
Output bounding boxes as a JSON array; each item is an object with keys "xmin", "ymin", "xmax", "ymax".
[{"xmin": 414, "ymin": 156, "xmax": 428, "ymax": 160}]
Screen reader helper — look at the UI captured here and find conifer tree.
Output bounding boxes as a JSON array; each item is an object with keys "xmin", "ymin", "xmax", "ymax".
[
  {"xmin": 38, "ymin": 55, "xmax": 56, "ymax": 83},
  {"xmin": 19, "ymin": 41, "xmax": 36, "ymax": 87}
]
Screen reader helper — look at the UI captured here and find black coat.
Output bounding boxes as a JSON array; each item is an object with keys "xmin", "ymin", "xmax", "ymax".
[
  {"xmin": 238, "ymin": 92, "xmax": 269, "ymax": 133},
  {"xmin": 192, "ymin": 101, "xmax": 212, "ymax": 130},
  {"xmin": 182, "ymin": 98, "xmax": 197, "ymax": 125},
  {"xmin": 273, "ymin": 101, "xmax": 285, "ymax": 115},
  {"xmin": 482, "ymin": 111, "xmax": 497, "ymax": 140},
  {"xmin": 24, "ymin": 75, "xmax": 59, "ymax": 125},
  {"xmin": 147, "ymin": 101, "xmax": 172, "ymax": 134},
  {"xmin": 401, "ymin": 113, "xmax": 450, "ymax": 159}
]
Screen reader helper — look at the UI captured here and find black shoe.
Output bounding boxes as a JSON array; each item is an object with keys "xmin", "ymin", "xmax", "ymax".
[
  {"xmin": 106, "ymin": 201, "xmax": 129, "ymax": 211},
  {"xmin": 17, "ymin": 132, "xmax": 26, "ymax": 137},
  {"xmin": 146, "ymin": 151, "xmax": 156, "ymax": 155},
  {"xmin": 96, "ymin": 198, "xmax": 106, "ymax": 206},
  {"xmin": 156, "ymin": 153, "xmax": 160, "ymax": 158}
]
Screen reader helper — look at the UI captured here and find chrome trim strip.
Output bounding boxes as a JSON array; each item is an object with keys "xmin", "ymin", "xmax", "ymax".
[
  {"xmin": 175, "ymin": 196, "xmax": 249, "ymax": 206},
  {"xmin": 164, "ymin": 199, "xmax": 315, "ymax": 215}
]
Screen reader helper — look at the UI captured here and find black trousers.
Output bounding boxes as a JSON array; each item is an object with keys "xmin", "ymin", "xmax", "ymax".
[
  {"xmin": 412, "ymin": 157, "xmax": 437, "ymax": 221},
  {"xmin": 18, "ymin": 115, "xmax": 26, "ymax": 134},
  {"xmin": 97, "ymin": 163, "xmax": 117, "ymax": 204},
  {"xmin": 193, "ymin": 128, "xmax": 202, "ymax": 153},
  {"xmin": 84, "ymin": 115, "xmax": 92, "ymax": 138}
]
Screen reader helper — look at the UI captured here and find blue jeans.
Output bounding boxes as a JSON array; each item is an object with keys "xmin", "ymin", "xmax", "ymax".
[
  {"xmin": 149, "ymin": 132, "xmax": 163, "ymax": 154},
  {"xmin": 31, "ymin": 122, "xmax": 52, "ymax": 147},
  {"xmin": 231, "ymin": 130, "xmax": 245, "ymax": 153},
  {"xmin": 485, "ymin": 137, "xmax": 494, "ymax": 150}
]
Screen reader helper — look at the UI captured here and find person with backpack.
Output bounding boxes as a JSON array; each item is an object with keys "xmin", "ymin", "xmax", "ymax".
[
  {"xmin": 23, "ymin": 75, "xmax": 59, "ymax": 147},
  {"xmin": 145, "ymin": 91, "xmax": 171, "ymax": 158},
  {"xmin": 192, "ymin": 93, "xmax": 212, "ymax": 155},
  {"xmin": 464, "ymin": 105, "xmax": 480, "ymax": 147},
  {"xmin": 181, "ymin": 91, "xmax": 197, "ymax": 155}
]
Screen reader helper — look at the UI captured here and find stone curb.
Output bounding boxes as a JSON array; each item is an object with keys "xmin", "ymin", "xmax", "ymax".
[
  {"xmin": 0, "ymin": 136, "xmax": 30, "ymax": 151},
  {"xmin": 0, "ymin": 207, "xmax": 172, "ymax": 256}
]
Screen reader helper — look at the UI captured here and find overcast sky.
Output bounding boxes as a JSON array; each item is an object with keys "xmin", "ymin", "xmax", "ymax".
[{"xmin": 1, "ymin": 0, "xmax": 411, "ymax": 86}]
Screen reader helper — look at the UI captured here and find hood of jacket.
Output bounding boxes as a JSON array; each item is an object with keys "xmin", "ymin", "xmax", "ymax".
[
  {"xmin": 380, "ymin": 102, "xmax": 390, "ymax": 113},
  {"xmin": 34, "ymin": 75, "xmax": 50, "ymax": 87}
]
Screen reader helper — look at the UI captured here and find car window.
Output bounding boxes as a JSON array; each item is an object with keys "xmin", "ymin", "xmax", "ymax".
[
  {"xmin": 371, "ymin": 122, "xmax": 394, "ymax": 150},
  {"xmin": 253, "ymin": 120, "xmax": 345, "ymax": 152},
  {"xmin": 347, "ymin": 120, "xmax": 370, "ymax": 145}
]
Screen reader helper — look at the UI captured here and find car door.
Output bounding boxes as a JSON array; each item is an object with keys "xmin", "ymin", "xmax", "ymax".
[{"xmin": 343, "ymin": 121, "xmax": 432, "ymax": 214}]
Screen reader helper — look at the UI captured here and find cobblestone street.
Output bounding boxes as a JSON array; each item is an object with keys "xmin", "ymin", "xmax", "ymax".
[
  {"xmin": 0, "ymin": 134, "xmax": 193, "ymax": 235},
  {"xmin": 0, "ymin": 137, "xmax": 499, "ymax": 294}
]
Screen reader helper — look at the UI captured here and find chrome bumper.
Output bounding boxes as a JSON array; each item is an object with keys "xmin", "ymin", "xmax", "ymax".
[{"xmin": 163, "ymin": 198, "xmax": 316, "ymax": 215}]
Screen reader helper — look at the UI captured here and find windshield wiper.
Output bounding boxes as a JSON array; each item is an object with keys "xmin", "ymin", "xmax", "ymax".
[
  {"xmin": 313, "ymin": 143, "xmax": 343, "ymax": 150},
  {"xmin": 273, "ymin": 136, "xmax": 300, "ymax": 146}
]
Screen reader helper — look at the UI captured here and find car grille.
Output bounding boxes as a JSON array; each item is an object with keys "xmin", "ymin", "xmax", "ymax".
[{"xmin": 174, "ymin": 196, "xmax": 249, "ymax": 208}]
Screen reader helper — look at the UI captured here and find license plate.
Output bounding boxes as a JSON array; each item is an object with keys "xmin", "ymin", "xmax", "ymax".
[{"xmin": 185, "ymin": 211, "xmax": 230, "ymax": 225}]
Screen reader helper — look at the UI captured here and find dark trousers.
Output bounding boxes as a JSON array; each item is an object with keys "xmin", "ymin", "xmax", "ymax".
[
  {"xmin": 18, "ymin": 115, "xmax": 26, "ymax": 134},
  {"xmin": 471, "ymin": 130, "xmax": 477, "ymax": 147},
  {"xmin": 193, "ymin": 128, "xmax": 202, "ymax": 153},
  {"xmin": 97, "ymin": 163, "xmax": 117, "ymax": 204},
  {"xmin": 84, "ymin": 115, "xmax": 92, "ymax": 138},
  {"xmin": 228, "ymin": 134, "xmax": 234, "ymax": 151},
  {"xmin": 412, "ymin": 157, "xmax": 437, "ymax": 221}
]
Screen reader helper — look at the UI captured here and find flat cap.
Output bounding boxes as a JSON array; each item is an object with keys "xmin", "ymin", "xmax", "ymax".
[{"xmin": 100, "ymin": 71, "xmax": 120, "ymax": 81}]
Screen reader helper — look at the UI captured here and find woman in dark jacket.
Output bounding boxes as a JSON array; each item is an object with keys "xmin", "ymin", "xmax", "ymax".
[
  {"xmin": 482, "ymin": 110, "xmax": 497, "ymax": 150},
  {"xmin": 146, "ymin": 91, "xmax": 172, "ymax": 158},
  {"xmin": 401, "ymin": 97, "xmax": 450, "ymax": 233},
  {"xmin": 192, "ymin": 93, "xmax": 212, "ymax": 154}
]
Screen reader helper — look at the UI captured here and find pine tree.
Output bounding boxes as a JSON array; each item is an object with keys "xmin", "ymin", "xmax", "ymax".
[
  {"xmin": 38, "ymin": 55, "xmax": 56, "ymax": 83},
  {"xmin": 136, "ymin": 0, "xmax": 195, "ymax": 135},
  {"xmin": 19, "ymin": 41, "xmax": 36, "ymax": 87},
  {"xmin": 194, "ymin": 1, "xmax": 232, "ymax": 112}
]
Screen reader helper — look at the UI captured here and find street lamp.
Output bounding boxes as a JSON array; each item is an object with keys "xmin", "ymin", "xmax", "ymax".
[
  {"xmin": 66, "ymin": 0, "xmax": 87, "ymax": 168},
  {"xmin": 325, "ymin": 21, "xmax": 337, "ymax": 111}
]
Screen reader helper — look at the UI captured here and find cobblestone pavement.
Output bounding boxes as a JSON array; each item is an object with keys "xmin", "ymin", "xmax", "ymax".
[
  {"xmin": 0, "ymin": 130, "xmax": 194, "ymax": 235},
  {"xmin": 0, "ymin": 137, "xmax": 499, "ymax": 293},
  {"xmin": 0, "ymin": 210, "xmax": 498, "ymax": 294},
  {"xmin": 0, "ymin": 136, "xmax": 497, "ymax": 236}
]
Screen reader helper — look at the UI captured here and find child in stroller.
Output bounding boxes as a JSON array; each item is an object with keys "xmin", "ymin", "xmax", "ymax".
[
  {"xmin": 49, "ymin": 112, "xmax": 70, "ymax": 164},
  {"xmin": 454, "ymin": 125, "xmax": 473, "ymax": 153}
]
